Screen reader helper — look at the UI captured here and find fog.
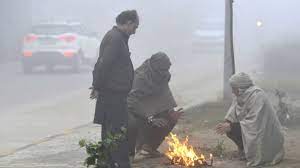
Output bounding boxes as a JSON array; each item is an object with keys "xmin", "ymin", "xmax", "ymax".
[
  {"xmin": 234, "ymin": 1, "xmax": 300, "ymax": 73},
  {"xmin": 1, "ymin": 0, "xmax": 300, "ymax": 162},
  {"xmin": 29, "ymin": 1, "xmax": 224, "ymax": 66},
  {"xmin": 2, "ymin": 1, "xmax": 300, "ymax": 82}
]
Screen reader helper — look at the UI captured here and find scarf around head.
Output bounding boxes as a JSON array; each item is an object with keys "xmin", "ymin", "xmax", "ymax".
[
  {"xmin": 134, "ymin": 52, "xmax": 171, "ymax": 95},
  {"xmin": 229, "ymin": 72, "xmax": 253, "ymax": 89}
]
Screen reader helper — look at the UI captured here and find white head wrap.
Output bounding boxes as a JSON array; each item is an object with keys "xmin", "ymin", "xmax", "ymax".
[{"xmin": 229, "ymin": 72, "xmax": 253, "ymax": 88}]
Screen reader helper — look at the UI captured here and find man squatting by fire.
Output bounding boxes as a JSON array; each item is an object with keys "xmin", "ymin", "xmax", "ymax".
[
  {"xmin": 127, "ymin": 52, "xmax": 183, "ymax": 161},
  {"xmin": 216, "ymin": 72, "xmax": 284, "ymax": 167}
]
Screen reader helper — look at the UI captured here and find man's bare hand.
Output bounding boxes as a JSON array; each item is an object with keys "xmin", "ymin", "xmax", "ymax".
[
  {"xmin": 215, "ymin": 122, "xmax": 231, "ymax": 135},
  {"xmin": 89, "ymin": 87, "xmax": 99, "ymax": 99},
  {"xmin": 152, "ymin": 118, "xmax": 168, "ymax": 128},
  {"xmin": 168, "ymin": 108, "xmax": 184, "ymax": 122}
]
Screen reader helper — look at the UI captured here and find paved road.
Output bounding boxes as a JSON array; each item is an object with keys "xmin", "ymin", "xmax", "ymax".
[
  {"xmin": 0, "ymin": 62, "xmax": 92, "ymax": 113},
  {"xmin": 0, "ymin": 62, "xmax": 95, "ymax": 156}
]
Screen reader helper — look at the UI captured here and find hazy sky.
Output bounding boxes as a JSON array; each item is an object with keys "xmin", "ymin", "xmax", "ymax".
[{"xmin": 233, "ymin": 0, "xmax": 300, "ymax": 72}]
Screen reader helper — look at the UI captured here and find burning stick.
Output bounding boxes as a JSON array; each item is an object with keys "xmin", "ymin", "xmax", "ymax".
[{"xmin": 209, "ymin": 154, "xmax": 213, "ymax": 166}]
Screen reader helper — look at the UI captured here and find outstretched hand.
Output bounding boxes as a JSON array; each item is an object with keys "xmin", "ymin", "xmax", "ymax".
[
  {"xmin": 215, "ymin": 122, "xmax": 231, "ymax": 135},
  {"xmin": 168, "ymin": 108, "xmax": 184, "ymax": 122}
]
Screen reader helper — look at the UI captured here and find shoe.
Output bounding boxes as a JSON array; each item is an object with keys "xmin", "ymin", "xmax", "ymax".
[
  {"xmin": 146, "ymin": 150, "xmax": 164, "ymax": 158},
  {"xmin": 134, "ymin": 149, "xmax": 164, "ymax": 161},
  {"xmin": 238, "ymin": 150, "xmax": 246, "ymax": 161}
]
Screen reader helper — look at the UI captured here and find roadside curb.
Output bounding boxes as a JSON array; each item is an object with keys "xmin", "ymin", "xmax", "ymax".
[{"xmin": 0, "ymin": 122, "xmax": 92, "ymax": 158}]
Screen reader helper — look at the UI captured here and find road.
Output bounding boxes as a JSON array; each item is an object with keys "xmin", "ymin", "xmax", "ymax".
[
  {"xmin": 0, "ymin": 62, "xmax": 95, "ymax": 156},
  {"xmin": 0, "ymin": 63, "xmax": 92, "ymax": 112}
]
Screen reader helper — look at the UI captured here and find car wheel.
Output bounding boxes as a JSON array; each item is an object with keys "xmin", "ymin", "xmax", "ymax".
[
  {"xmin": 46, "ymin": 65, "xmax": 54, "ymax": 73},
  {"xmin": 71, "ymin": 51, "xmax": 83, "ymax": 73}
]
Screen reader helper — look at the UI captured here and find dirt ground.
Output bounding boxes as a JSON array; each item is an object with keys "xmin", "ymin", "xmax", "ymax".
[{"xmin": 132, "ymin": 101, "xmax": 300, "ymax": 168}]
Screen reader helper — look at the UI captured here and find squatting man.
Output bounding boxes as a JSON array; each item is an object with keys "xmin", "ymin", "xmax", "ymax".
[{"xmin": 215, "ymin": 72, "xmax": 284, "ymax": 167}]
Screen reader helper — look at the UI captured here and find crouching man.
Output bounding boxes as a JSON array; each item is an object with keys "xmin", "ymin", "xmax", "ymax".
[
  {"xmin": 215, "ymin": 72, "xmax": 284, "ymax": 167},
  {"xmin": 127, "ymin": 52, "xmax": 183, "ymax": 160}
]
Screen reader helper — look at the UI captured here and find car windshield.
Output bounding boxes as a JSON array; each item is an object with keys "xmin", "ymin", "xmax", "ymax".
[{"xmin": 32, "ymin": 24, "xmax": 79, "ymax": 35}]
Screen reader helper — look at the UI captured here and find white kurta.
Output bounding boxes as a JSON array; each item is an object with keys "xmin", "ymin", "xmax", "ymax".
[{"xmin": 225, "ymin": 86, "xmax": 284, "ymax": 167}]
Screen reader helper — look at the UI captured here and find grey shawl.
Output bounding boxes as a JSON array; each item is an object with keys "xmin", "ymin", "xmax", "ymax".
[
  {"xmin": 225, "ymin": 86, "xmax": 285, "ymax": 167},
  {"xmin": 127, "ymin": 52, "xmax": 176, "ymax": 118}
]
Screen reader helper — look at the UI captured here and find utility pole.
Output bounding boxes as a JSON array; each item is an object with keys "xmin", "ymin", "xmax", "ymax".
[{"xmin": 223, "ymin": 0, "xmax": 235, "ymax": 100}]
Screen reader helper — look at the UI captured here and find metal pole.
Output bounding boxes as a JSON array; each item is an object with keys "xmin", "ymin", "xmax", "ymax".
[{"xmin": 223, "ymin": 0, "xmax": 235, "ymax": 100}]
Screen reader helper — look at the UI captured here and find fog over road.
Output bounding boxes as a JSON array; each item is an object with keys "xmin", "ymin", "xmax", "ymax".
[
  {"xmin": 0, "ymin": 63, "xmax": 92, "ymax": 113},
  {"xmin": 0, "ymin": 63, "xmax": 95, "ymax": 155}
]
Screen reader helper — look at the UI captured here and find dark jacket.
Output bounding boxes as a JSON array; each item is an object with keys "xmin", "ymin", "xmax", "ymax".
[{"xmin": 92, "ymin": 26, "xmax": 134, "ymax": 94}]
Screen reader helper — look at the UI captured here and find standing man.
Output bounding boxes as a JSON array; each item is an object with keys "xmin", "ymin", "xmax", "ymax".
[{"xmin": 91, "ymin": 10, "xmax": 139, "ymax": 168}]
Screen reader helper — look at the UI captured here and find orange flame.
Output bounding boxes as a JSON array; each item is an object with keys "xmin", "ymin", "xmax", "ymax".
[{"xmin": 165, "ymin": 133, "xmax": 212, "ymax": 167}]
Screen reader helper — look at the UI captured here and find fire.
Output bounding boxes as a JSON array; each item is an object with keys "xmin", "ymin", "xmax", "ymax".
[{"xmin": 165, "ymin": 133, "xmax": 212, "ymax": 167}]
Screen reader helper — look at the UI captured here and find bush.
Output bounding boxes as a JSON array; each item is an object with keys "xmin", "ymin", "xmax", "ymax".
[{"xmin": 79, "ymin": 127, "xmax": 127, "ymax": 168}]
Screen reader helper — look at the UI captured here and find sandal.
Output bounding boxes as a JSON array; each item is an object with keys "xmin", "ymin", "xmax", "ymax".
[{"xmin": 134, "ymin": 149, "xmax": 164, "ymax": 161}]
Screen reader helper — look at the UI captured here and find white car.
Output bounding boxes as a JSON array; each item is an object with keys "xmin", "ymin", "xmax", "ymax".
[{"xmin": 22, "ymin": 22, "xmax": 100, "ymax": 73}]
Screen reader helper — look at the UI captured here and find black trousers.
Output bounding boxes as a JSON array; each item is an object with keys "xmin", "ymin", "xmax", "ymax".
[
  {"xmin": 95, "ymin": 92, "xmax": 130, "ymax": 168},
  {"xmin": 226, "ymin": 122, "xmax": 244, "ymax": 151},
  {"xmin": 128, "ymin": 112, "xmax": 176, "ymax": 156}
]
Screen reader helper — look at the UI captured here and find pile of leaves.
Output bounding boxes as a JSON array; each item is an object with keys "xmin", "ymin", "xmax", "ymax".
[{"xmin": 79, "ymin": 127, "xmax": 127, "ymax": 168}]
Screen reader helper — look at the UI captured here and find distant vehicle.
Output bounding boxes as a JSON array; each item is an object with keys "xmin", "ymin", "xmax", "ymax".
[
  {"xmin": 22, "ymin": 22, "xmax": 100, "ymax": 73},
  {"xmin": 191, "ymin": 19, "xmax": 224, "ymax": 53},
  {"xmin": 191, "ymin": 29, "xmax": 224, "ymax": 53}
]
